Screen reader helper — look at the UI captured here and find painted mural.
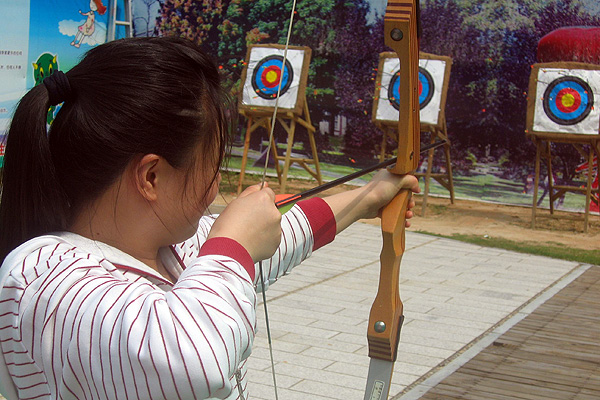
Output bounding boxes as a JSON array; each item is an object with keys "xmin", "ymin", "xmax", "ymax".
[{"xmin": 0, "ymin": 0, "xmax": 108, "ymax": 133}]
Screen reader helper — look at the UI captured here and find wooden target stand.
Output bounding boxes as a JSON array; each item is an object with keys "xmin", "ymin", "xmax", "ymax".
[
  {"xmin": 527, "ymin": 62, "xmax": 600, "ymax": 233},
  {"xmin": 237, "ymin": 44, "xmax": 322, "ymax": 194},
  {"xmin": 374, "ymin": 52, "xmax": 455, "ymax": 216}
]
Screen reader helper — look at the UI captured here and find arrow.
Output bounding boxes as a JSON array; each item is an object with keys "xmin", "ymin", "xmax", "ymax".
[{"xmin": 275, "ymin": 140, "xmax": 446, "ymax": 211}]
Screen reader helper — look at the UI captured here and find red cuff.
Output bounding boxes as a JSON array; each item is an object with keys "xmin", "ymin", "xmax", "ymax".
[
  {"xmin": 199, "ymin": 237, "xmax": 255, "ymax": 281},
  {"xmin": 296, "ymin": 197, "xmax": 336, "ymax": 250}
]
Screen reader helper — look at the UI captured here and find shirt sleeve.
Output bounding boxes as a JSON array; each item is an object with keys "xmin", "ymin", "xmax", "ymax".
[
  {"xmin": 0, "ymin": 241, "xmax": 257, "ymax": 400},
  {"xmin": 178, "ymin": 197, "xmax": 336, "ymax": 293},
  {"xmin": 254, "ymin": 197, "xmax": 336, "ymax": 292}
]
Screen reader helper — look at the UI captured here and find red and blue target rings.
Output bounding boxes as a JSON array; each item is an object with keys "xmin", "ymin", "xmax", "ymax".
[
  {"xmin": 543, "ymin": 76, "xmax": 594, "ymax": 125},
  {"xmin": 251, "ymin": 55, "xmax": 294, "ymax": 100},
  {"xmin": 388, "ymin": 67, "xmax": 434, "ymax": 111}
]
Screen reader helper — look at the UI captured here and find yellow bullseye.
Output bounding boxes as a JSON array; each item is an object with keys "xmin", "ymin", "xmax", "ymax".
[
  {"xmin": 266, "ymin": 70, "xmax": 279, "ymax": 84},
  {"xmin": 561, "ymin": 93, "xmax": 575, "ymax": 108}
]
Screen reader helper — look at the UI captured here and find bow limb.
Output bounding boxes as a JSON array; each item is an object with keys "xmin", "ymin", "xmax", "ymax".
[{"xmin": 364, "ymin": 1, "xmax": 420, "ymax": 399}]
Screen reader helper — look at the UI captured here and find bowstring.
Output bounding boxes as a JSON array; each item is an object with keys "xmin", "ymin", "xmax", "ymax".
[
  {"xmin": 260, "ymin": 0, "xmax": 298, "ymax": 189},
  {"xmin": 258, "ymin": 1, "xmax": 298, "ymax": 399}
]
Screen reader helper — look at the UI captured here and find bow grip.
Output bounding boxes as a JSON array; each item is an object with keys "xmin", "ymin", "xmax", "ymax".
[{"xmin": 366, "ymin": 189, "xmax": 410, "ymax": 361}]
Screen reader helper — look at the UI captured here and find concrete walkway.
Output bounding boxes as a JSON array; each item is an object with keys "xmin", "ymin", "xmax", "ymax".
[{"xmin": 246, "ymin": 222, "xmax": 589, "ymax": 399}]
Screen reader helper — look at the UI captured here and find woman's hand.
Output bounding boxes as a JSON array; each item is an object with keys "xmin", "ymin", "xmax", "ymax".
[
  {"xmin": 363, "ymin": 170, "xmax": 420, "ymax": 226},
  {"xmin": 208, "ymin": 183, "xmax": 282, "ymax": 263},
  {"xmin": 323, "ymin": 170, "xmax": 420, "ymax": 233}
]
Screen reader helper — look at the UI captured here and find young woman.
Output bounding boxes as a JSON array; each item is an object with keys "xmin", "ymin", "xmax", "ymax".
[{"xmin": 0, "ymin": 37, "xmax": 418, "ymax": 399}]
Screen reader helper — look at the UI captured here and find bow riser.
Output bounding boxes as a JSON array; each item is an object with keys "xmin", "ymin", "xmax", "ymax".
[
  {"xmin": 365, "ymin": 1, "xmax": 419, "ymax": 398},
  {"xmin": 384, "ymin": 2, "xmax": 420, "ymax": 175}
]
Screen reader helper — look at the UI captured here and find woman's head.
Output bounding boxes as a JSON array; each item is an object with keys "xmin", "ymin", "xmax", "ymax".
[{"xmin": 0, "ymin": 37, "xmax": 231, "ymax": 261}]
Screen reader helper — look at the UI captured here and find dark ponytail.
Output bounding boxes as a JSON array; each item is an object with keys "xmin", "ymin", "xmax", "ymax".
[
  {"xmin": 0, "ymin": 85, "xmax": 70, "ymax": 261},
  {"xmin": 0, "ymin": 37, "xmax": 231, "ymax": 263}
]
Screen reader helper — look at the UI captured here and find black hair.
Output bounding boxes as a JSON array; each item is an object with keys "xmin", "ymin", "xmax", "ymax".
[{"xmin": 0, "ymin": 37, "xmax": 231, "ymax": 262}]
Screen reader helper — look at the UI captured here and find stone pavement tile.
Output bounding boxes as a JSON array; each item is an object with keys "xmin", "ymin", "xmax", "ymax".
[
  {"xmin": 246, "ymin": 223, "xmax": 578, "ymax": 399},
  {"xmin": 252, "ymin": 334, "xmax": 310, "ymax": 355},
  {"xmin": 421, "ymin": 285, "xmax": 469, "ymax": 297},
  {"xmin": 274, "ymin": 362, "xmax": 365, "ymax": 391},
  {"xmin": 397, "ymin": 342, "xmax": 457, "ymax": 359},
  {"xmin": 301, "ymin": 283, "xmax": 374, "ymax": 302},
  {"xmin": 444, "ymin": 293, "xmax": 524, "ymax": 311},
  {"xmin": 403, "ymin": 319, "xmax": 483, "ymax": 342},
  {"xmin": 279, "ymin": 292, "xmax": 368, "ymax": 315},
  {"xmin": 278, "ymin": 332, "xmax": 363, "ymax": 354},
  {"xmin": 257, "ymin": 319, "xmax": 341, "ymax": 340},
  {"xmin": 289, "ymin": 379, "xmax": 363, "ymax": 399},
  {"xmin": 462, "ymin": 287, "xmax": 530, "ymax": 302},
  {"xmin": 300, "ymin": 346, "xmax": 366, "ymax": 366},
  {"xmin": 264, "ymin": 296, "xmax": 344, "ymax": 314},
  {"xmin": 247, "ymin": 368, "xmax": 303, "ymax": 389},
  {"xmin": 394, "ymin": 351, "xmax": 444, "ymax": 368},
  {"xmin": 399, "ymin": 332, "xmax": 467, "ymax": 352},
  {"xmin": 425, "ymin": 302, "xmax": 515, "ymax": 324},
  {"xmin": 251, "ymin": 347, "xmax": 335, "ymax": 371},
  {"xmin": 260, "ymin": 309, "xmax": 318, "ymax": 327},
  {"xmin": 407, "ymin": 312, "xmax": 491, "ymax": 330},
  {"xmin": 324, "ymin": 354, "xmax": 436, "ymax": 378},
  {"xmin": 267, "ymin": 303, "xmax": 366, "ymax": 327},
  {"xmin": 307, "ymin": 319, "xmax": 364, "ymax": 337},
  {"xmin": 406, "ymin": 291, "xmax": 452, "ymax": 305},
  {"xmin": 249, "ymin": 383, "xmax": 333, "ymax": 400},
  {"xmin": 329, "ymin": 331, "xmax": 368, "ymax": 348}
]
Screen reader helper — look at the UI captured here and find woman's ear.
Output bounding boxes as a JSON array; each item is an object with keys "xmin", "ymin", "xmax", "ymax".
[{"xmin": 134, "ymin": 154, "xmax": 161, "ymax": 201}]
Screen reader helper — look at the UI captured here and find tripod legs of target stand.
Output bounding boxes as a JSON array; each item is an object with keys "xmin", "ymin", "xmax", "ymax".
[
  {"xmin": 237, "ymin": 108, "xmax": 322, "ymax": 194},
  {"xmin": 530, "ymin": 136, "xmax": 599, "ymax": 233},
  {"xmin": 379, "ymin": 123, "xmax": 455, "ymax": 217}
]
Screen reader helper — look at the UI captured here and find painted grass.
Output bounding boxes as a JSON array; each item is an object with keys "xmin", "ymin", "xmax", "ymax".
[
  {"xmin": 227, "ymin": 149, "xmax": 589, "ymax": 212},
  {"xmin": 417, "ymin": 231, "xmax": 600, "ymax": 265}
]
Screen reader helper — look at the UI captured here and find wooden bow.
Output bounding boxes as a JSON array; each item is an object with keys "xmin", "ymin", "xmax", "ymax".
[{"xmin": 364, "ymin": 1, "xmax": 420, "ymax": 399}]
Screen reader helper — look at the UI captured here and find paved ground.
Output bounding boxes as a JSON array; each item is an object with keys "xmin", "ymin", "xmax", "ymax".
[
  {"xmin": 246, "ymin": 222, "xmax": 591, "ymax": 399},
  {"xmin": 418, "ymin": 266, "xmax": 600, "ymax": 400}
]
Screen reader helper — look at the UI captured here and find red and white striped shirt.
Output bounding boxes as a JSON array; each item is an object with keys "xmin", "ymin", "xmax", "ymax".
[{"xmin": 0, "ymin": 198, "xmax": 336, "ymax": 399}]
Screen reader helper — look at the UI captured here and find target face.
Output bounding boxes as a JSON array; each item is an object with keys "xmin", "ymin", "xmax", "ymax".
[
  {"xmin": 533, "ymin": 68, "xmax": 600, "ymax": 135},
  {"xmin": 419, "ymin": 68, "xmax": 435, "ymax": 108},
  {"xmin": 242, "ymin": 47, "xmax": 307, "ymax": 111},
  {"xmin": 375, "ymin": 57, "xmax": 447, "ymax": 124},
  {"xmin": 387, "ymin": 67, "xmax": 434, "ymax": 111},
  {"xmin": 251, "ymin": 55, "xmax": 294, "ymax": 100},
  {"xmin": 542, "ymin": 76, "xmax": 593, "ymax": 125}
]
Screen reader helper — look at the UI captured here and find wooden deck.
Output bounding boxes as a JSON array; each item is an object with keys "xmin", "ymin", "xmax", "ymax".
[{"xmin": 419, "ymin": 265, "xmax": 600, "ymax": 400}]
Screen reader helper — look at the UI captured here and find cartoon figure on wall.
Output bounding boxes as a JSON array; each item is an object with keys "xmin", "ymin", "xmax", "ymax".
[
  {"xmin": 71, "ymin": 0, "xmax": 107, "ymax": 48},
  {"xmin": 33, "ymin": 53, "xmax": 60, "ymax": 124}
]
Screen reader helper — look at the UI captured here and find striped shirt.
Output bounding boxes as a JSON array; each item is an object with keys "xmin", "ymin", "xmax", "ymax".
[{"xmin": 0, "ymin": 198, "xmax": 336, "ymax": 399}]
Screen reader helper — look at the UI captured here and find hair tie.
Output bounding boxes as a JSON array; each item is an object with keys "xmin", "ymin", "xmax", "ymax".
[{"xmin": 43, "ymin": 71, "xmax": 73, "ymax": 106}]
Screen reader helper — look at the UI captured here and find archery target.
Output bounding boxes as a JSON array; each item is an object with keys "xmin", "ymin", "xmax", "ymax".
[
  {"xmin": 419, "ymin": 67, "xmax": 435, "ymax": 109},
  {"xmin": 386, "ymin": 67, "xmax": 434, "ymax": 110},
  {"xmin": 242, "ymin": 47, "xmax": 306, "ymax": 110},
  {"xmin": 251, "ymin": 55, "xmax": 294, "ymax": 100},
  {"xmin": 375, "ymin": 57, "xmax": 446, "ymax": 124},
  {"xmin": 533, "ymin": 68, "xmax": 600, "ymax": 135}
]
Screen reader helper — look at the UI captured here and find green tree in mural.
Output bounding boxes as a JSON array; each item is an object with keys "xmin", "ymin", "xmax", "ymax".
[
  {"xmin": 533, "ymin": 0, "xmax": 600, "ymax": 187},
  {"xmin": 157, "ymin": 0, "xmax": 224, "ymax": 49},
  {"xmin": 158, "ymin": 0, "xmax": 339, "ymax": 128},
  {"xmin": 333, "ymin": 0, "xmax": 386, "ymax": 159},
  {"xmin": 415, "ymin": 0, "xmax": 599, "ymax": 180},
  {"xmin": 445, "ymin": 0, "xmax": 539, "ymax": 152}
]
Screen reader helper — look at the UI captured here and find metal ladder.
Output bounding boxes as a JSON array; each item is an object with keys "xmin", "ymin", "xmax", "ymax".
[{"xmin": 107, "ymin": 0, "xmax": 133, "ymax": 41}]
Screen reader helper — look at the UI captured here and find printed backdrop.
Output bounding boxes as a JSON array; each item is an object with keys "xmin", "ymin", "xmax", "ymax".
[
  {"xmin": 375, "ymin": 55, "xmax": 447, "ymax": 125},
  {"xmin": 0, "ymin": 0, "xmax": 108, "ymax": 135},
  {"xmin": 533, "ymin": 67, "xmax": 600, "ymax": 135}
]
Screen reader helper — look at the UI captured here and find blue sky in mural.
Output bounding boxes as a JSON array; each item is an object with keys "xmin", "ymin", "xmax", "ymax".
[{"xmin": 28, "ymin": 0, "xmax": 108, "ymax": 86}]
